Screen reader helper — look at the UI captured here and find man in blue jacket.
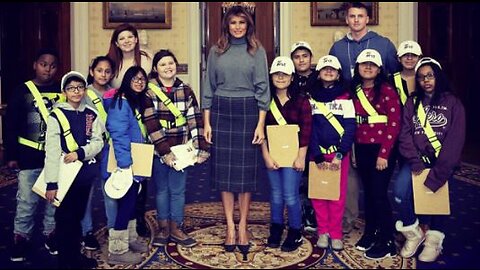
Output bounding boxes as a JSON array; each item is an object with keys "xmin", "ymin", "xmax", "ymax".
[{"xmin": 330, "ymin": 2, "xmax": 400, "ymax": 81}]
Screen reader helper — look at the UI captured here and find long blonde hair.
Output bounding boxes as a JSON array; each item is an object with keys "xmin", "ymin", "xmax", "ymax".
[{"xmin": 216, "ymin": 6, "xmax": 261, "ymax": 56}]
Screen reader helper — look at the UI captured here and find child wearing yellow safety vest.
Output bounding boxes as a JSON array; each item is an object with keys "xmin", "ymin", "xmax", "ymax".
[
  {"xmin": 394, "ymin": 57, "xmax": 465, "ymax": 262},
  {"xmin": 309, "ymin": 55, "xmax": 356, "ymax": 251},
  {"xmin": 44, "ymin": 71, "xmax": 103, "ymax": 268},
  {"xmin": 262, "ymin": 56, "xmax": 312, "ymax": 253},
  {"xmin": 5, "ymin": 48, "xmax": 62, "ymax": 262}
]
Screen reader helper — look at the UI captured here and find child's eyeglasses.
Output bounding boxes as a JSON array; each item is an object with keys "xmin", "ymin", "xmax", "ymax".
[
  {"xmin": 417, "ymin": 73, "xmax": 435, "ymax": 82},
  {"xmin": 131, "ymin": 77, "xmax": 146, "ymax": 83},
  {"xmin": 65, "ymin": 85, "xmax": 86, "ymax": 93}
]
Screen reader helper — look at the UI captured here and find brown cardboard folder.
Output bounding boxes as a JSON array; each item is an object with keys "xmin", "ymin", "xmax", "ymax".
[
  {"xmin": 308, "ymin": 162, "xmax": 341, "ymax": 200},
  {"xmin": 267, "ymin": 124, "xmax": 299, "ymax": 167},
  {"xmin": 107, "ymin": 142, "xmax": 154, "ymax": 177},
  {"xmin": 412, "ymin": 169, "xmax": 450, "ymax": 215}
]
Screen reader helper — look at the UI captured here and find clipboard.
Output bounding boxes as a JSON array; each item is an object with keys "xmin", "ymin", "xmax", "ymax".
[
  {"xmin": 308, "ymin": 161, "xmax": 341, "ymax": 200},
  {"xmin": 266, "ymin": 124, "xmax": 299, "ymax": 167},
  {"xmin": 107, "ymin": 142, "xmax": 154, "ymax": 177},
  {"xmin": 412, "ymin": 169, "xmax": 450, "ymax": 215},
  {"xmin": 32, "ymin": 154, "xmax": 83, "ymax": 207}
]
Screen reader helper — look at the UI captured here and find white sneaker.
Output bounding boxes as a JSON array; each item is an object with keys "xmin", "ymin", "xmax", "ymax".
[
  {"xmin": 316, "ymin": 233, "xmax": 329, "ymax": 249},
  {"xmin": 331, "ymin": 239, "xmax": 344, "ymax": 251}
]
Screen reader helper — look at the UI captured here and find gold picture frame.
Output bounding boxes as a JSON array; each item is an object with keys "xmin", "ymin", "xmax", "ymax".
[
  {"xmin": 103, "ymin": 2, "xmax": 172, "ymax": 29},
  {"xmin": 311, "ymin": 2, "xmax": 378, "ymax": 26}
]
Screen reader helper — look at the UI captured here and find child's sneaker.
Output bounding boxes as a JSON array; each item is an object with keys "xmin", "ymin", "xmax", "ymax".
[
  {"xmin": 10, "ymin": 234, "xmax": 28, "ymax": 262},
  {"xmin": 331, "ymin": 239, "xmax": 344, "ymax": 251},
  {"xmin": 81, "ymin": 231, "xmax": 100, "ymax": 251},
  {"xmin": 45, "ymin": 231, "xmax": 58, "ymax": 255},
  {"xmin": 316, "ymin": 233, "xmax": 329, "ymax": 249}
]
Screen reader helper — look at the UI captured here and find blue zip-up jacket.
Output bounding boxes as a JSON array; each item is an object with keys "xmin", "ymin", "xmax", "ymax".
[
  {"xmin": 329, "ymin": 31, "xmax": 399, "ymax": 81},
  {"xmin": 309, "ymin": 83, "xmax": 356, "ymax": 164},
  {"xmin": 100, "ymin": 89, "xmax": 146, "ymax": 180}
]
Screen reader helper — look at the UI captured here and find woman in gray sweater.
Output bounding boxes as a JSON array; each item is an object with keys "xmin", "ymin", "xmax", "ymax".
[{"xmin": 202, "ymin": 5, "xmax": 270, "ymax": 258}]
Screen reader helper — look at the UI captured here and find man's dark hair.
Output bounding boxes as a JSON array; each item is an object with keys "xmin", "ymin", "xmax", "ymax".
[{"xmin": 346, "ymin": 2, "xmax": 370, "ymax": 16}]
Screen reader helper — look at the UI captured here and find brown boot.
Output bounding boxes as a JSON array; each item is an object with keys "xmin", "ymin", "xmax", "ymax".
[
  {"xmin": 170, "ymin": 221, "xmax": 197, "ymax": 248},
  {"xmin": 152, "ymin": 220, "xmax": 170, "ymax": 247}
]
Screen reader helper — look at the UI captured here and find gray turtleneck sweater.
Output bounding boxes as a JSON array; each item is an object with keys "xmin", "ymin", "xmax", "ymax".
[{"xmin": 202, "ymin": 37, "xmax": 270, "ymax": 111}]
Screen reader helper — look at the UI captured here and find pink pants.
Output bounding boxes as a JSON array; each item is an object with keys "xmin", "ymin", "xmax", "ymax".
[{"xmin": 311, "ymin": 153, "xmax": 350, "ymax": 240}]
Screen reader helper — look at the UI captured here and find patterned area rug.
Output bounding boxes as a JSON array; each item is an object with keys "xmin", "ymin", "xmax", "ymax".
[{"xmin": 90, "ymin": 202, "xmax": 415, "ymax": 269}]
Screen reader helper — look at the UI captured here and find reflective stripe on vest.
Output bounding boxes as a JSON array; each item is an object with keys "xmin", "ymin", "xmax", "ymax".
[
  {"xmin": 18, "ymin": 81, "xmax": 61, "ymax": 151},
  {"xmin": 417, "ymin": 101, "xmax": 442, "ymax": 157},
  {"xmin": 17, "ymin": 137, "xmax": 45, "ymax": 151},
  {"xmin": 319, "ymin": 145, "xmax": 337, "ymax": 155},
  {"xmin": 269, "ymin": 100, "xmax": 287, "ymax": 125},
  {"xmin": 134, "ymin": 109, "xmax": 148, "ymax": 140},
  {"xmin": 86, "ymin": 89, "xmax": 109, "ymax": 141},
  {"xmin": 355, "ymin": 84, "xmax": 388, "ymax": 124},
  {"xmin": 393, "ymin": 72, "xmax": 408, "ymax": 105},
  {"xmin": 312, "ymin": 100, "xmax": 344, "ymax": 155},
  {"xmin": 50, "ymin": 108, "xmax": 79, "ymax": 152},
  {"xmin": 148, "ymin": 83, "xmax": 187, "ymax": 128}
]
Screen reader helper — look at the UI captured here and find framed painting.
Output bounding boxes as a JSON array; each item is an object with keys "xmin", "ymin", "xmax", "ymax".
[
  {"xmin": 310, "ymin": 2, "xmax": 378, "ymax": 26},
  {"xmin": 103, "ymin": 2, "xmax": 172, "ymax": 29}
]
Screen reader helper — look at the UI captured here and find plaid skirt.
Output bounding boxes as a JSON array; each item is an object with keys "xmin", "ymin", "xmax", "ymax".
[{"xmin": 210, "ymin": 95, "xmax": 261, "ymax": 193}]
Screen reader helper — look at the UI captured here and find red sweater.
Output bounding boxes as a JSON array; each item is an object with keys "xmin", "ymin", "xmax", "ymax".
[{"xmin": 353, "ymin": 83, "xmax": 401, "ymax": 159}]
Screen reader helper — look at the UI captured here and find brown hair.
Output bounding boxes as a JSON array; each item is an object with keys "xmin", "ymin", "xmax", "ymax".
[
  {"xmin": 216, "ymin": 6, "xmax": 261, "ymax": 56},
  {"xmin": 106, "ymin": 23, "xmax": 149, "ymax": 77}
]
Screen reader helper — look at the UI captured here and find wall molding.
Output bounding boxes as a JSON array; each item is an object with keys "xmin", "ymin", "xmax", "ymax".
[
  {"xmin": 71, "ymin": 3, "xmax": 89, "ymax": 74},
  {"xmin": 398, "ymin": 2, "xmax": 418, "ymax": 42}
]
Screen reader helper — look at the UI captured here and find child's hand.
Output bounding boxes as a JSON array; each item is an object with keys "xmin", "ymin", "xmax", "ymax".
[
  {"xmin": 64, "ymin": 152, "xmax": 79, "ymax": 163},
  {"xmin": 317, "ymin": 162, "xmax": 329, "ymax": 170},
  {"xmin": 293, "ymin": 157, "xmax": 305, "ymax": 172},
  {"xmin": 45, "ymin": 189, "xmax": 57, "ymax": 204},
  {"xmin": 329, "ymin": 158, "xmax": 341, "ymax": 171},
  {"xmin": 265, "ymin": 156, "xmax": 279, "ymax": 170}
]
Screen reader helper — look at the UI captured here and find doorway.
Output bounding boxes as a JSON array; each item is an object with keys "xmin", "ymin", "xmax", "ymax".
[
  {"xmin": 418, "ymin": 3, "xmax": 480, "ymax": 164},
  {"xmin": 201, "ymin": 2, "xmax": 279, "ymax": 84},
  {"xmin": 0, "ymin": 2, "xmax": 70, "ymax": 145}
]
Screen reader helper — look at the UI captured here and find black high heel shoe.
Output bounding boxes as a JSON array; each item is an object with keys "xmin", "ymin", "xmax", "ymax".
[
  {"xmin": 237, "ymin": 243, "xmax": 250, "ymax": 261},
  {"xmin": 224, "ymin": 243, "xmax": 236, "ymax": 252}
]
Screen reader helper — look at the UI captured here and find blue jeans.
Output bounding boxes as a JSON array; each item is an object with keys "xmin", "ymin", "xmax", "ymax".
[
  {"xmin": 80, "ymin": 176, "xmax": 117, "ymax": 233},
  {"xmin": 393, "ymin": 164, "xmax": 447, "ymax": 231},
  {"xmin": 393, "ymin": 164, "xmax": 417, "ymax": 226},
  {"xmin": 267, "ymin": 168, "xmax": 302, "ymax": 229},
  {"xmin": 14, "ymin": 168, "xmax": 56, "ymax": 239},
  {"xmin": 152, "ymin": 156, "xmax": 187, "ymax": 225}
]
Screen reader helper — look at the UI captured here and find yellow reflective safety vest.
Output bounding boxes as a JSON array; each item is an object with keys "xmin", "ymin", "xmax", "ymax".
[
  {"xmin": 312, "ymin": 100, "xmax": 344, "ymax": 154},
  {"xmin": 17, "ymin": 81, "xmax": 64, "ymax": 151},
  {"xmin": 148, "ymin": 83, "xmax": 187, "ymax": 129},
  {"xmin": 393, "ymin": 72, "xmax": 408, "ymax": 105},
  {"xmin": 86, "ymin": 89, "xmax": 109, "ymax": 141},
  {"xmin": 355, "ymin": 84, "xmax": 388, "ymax": 124},
  {"xmin": 50, "ymin": 108, "xmax": 79, "ymax": 152},
  {"xmin": 269, "ymin": 100, "xmax": 287, "ymax": 125},
  {"xmin": 416, "ymin": 99, "xmax": 442, "ymax": 159}
]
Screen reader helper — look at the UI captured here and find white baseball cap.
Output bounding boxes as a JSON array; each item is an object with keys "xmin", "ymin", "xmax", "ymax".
[
  {"xmin": 61, "ymin": 71, "xmax": 87, "ymax": 90},
  {"xmin": 316, "ymin": 55, "xmax": 342, "ymax": 71},
  {"xmin": 397, "ymin": 40, "xmax": 422, "ymax": 57},
  {"xmin": 290, "ymin": 41, "xmax": 313, "ymax": 55},
  {"xmin": 270, "ymin": 56, "xmax": 295, "ymax": 75},
  {"xmin": 104, "ymin": 167, "xmax": 133, "ymax": 199},
  {"xmin": 356, "ymin": 49, "xmax": 383, "ymax": 67},
  {"xmin": 414, "ymin": 57, "xmax": 442, "ymax": 73}
]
